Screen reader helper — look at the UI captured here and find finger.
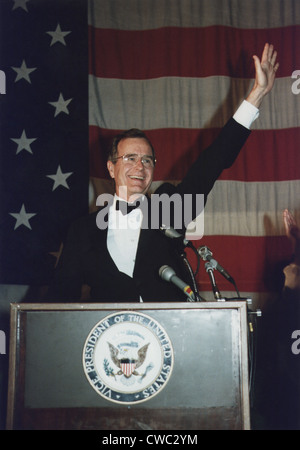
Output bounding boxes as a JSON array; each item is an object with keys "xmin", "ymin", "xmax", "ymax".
[
  {"xmin": 270, "ymin": 49, "xmax": 277, "ymax": 65},
  {"xmin": 283, "ymin": 215, "xmax": 291, "ymax": 235},
  {"xmin": 283, "ymin": 209, "xmax": 296, "ymax": 236},
  {"xmin": 267, "ymin": 43, "xmax": 274, "ymax": 61},
  {"xmin": 252, "ymin": 54, "xmax": 263, "ymax": 74},
  {"xmin": 261, "ymin": 42, "xmax": 269, "ymax": 63}
]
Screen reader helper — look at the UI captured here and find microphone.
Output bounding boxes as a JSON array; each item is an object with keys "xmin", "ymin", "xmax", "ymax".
[
  {"xmin": 159, "ymin": 265, "xmax": 195, "ymax": 301},
  {"xmin": 160, "ymin": 225, "xmax": 191, "ymax": 247},
  {"xmin": 197, "ymin": 246, "xmax": 235, "ymax": 284}
]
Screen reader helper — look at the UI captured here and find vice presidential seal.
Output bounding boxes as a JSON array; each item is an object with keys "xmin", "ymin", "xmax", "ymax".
[{"xmin": 82, "ymin": 311, "xmax": 174, "ymax": 404}]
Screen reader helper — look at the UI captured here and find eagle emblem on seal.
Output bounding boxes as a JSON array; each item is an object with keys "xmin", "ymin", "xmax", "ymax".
[{"xmin": 107, "ymin": 342, "xmax": 150, "ymax": 378}]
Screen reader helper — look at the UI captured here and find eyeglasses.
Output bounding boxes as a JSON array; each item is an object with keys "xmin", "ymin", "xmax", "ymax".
[{"xmin": 113, "ymin": 153, "xmax": 156, "ymax": 168}]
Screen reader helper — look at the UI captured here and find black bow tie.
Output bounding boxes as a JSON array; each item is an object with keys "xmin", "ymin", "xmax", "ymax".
[{"xmin": 115, "ymin": 200, "xmax": 141, "ymax": 215}]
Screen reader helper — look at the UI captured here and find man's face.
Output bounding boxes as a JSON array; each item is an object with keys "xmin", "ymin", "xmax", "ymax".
[{"xmin": 107, "ymin": 137, "xmax": 154, "ymax": 202}]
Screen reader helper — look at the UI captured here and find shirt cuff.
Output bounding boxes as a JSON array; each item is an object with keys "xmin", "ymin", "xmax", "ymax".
[{"xmin": 233, "ymin": 100, "xmax": 260, "ymax": 129}]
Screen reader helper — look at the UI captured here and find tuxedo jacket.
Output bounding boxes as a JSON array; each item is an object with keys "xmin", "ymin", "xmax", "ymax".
[{"xmin": 47, "ymin": 118, "xmax": 251, "ymax": 302}]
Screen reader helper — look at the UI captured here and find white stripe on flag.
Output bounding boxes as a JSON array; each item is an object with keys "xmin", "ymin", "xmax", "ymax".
[
  {"xmin": 89, "ymin": 76, "xmax": 298, "ymax": 131},
  {"xmin": 88, "ymin": 0, "xmax": 300, "ymax": 30},
  {"xmin": 197, "ymin": 179, "xmax": 300, "ymax": 237}
]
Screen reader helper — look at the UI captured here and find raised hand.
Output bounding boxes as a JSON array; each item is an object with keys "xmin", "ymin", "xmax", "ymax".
[
  {"xmin": 247, "ymin": 43, "xmax": 279, "ymax": 108},
  {"xmin": 283, "ymin": 209, "xmax": 300, "ymax": 265}
]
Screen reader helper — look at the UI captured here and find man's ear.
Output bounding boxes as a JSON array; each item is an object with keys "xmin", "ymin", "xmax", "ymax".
[{"xmin": 107, "ymin": 160, "xmax": 115, "ymax": 178}]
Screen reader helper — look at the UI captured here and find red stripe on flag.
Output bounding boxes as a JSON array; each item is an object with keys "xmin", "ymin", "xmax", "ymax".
[
  {"xmin": 89, "ymin": 126, "xmax": 300, "ymax": 182},
  {"xmin": 89, "ymin": 25, "xmax": 299, "ymax": 79}
]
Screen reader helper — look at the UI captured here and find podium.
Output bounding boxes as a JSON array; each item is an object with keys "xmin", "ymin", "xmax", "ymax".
[{"xmin": 6, "ymin": 301, "xmax": 250, "ymax": 430}]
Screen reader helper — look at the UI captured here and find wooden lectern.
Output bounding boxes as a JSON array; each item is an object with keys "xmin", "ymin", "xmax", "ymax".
[{"xmin": 6, "ymin": 301, "xmax": 250, "ymax": 430}]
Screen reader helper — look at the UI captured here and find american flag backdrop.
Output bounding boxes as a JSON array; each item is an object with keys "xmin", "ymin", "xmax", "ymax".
[
  {"xmin": 0, "ymin": 0, "xmax": 89, "ymax": 285},
  {"xmin": 1, "ymin": 0, "xmax": 300, "ymax": 306}
]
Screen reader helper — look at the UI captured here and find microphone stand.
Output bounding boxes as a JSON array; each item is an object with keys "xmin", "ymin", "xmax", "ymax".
[{"xmin": 205, "ymin": 261, "xmax": 222, "ymax": 300}]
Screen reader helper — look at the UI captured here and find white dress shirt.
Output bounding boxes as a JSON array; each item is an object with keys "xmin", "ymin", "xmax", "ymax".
[{"xmin": 107, "ymin": 195, "xmax": 143, "ymax": 277}]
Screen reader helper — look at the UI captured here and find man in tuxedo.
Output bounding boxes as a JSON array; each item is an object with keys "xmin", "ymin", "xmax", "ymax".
[{"xmin": 47, "ymin": 44, "xmax": 279, "ymax": 303}]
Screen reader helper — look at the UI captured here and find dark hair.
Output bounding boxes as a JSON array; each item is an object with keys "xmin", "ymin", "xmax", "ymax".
[{"xmin": 108, "ymin": 128, "xmax": 156, "ymax": 164}]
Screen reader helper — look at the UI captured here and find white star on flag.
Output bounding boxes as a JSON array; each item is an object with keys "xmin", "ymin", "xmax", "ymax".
[
  {"xmin": 46, "ymin": 23, "xmax": 71, "ymax": 46},
  {"xmin": 12, "ymin": 0, "xmax": 30, "ymax": 12},
  {"xmin": 10, "ymin": 204, "xmax": 37, "ymax": 230},
  {"xmin": 11, "ymin": 129, "xmax": 37, "ymax": 154},
  {"xmin": 49, "ymin": 93, "xmax": 73, "ymax": 117},
  {"xmin": 47, "ymin": 165, "xmax": 73, "ymax": 191},
  {"xmin": 11, "ymin": 59, "xmax": 37, "ymax": 84}
]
